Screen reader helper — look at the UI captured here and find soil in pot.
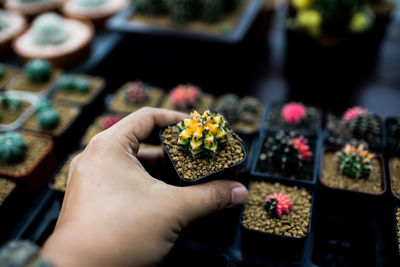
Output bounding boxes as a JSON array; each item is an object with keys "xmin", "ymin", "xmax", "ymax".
[
  {"xmin": 109, "ymin": 82, "xmax": 164, "ymax": 114},
  {"xmin": 51, "ymin": 150, "xmax": 82, "ymax": 192},
  {"xmin": 161, "ymin": 124, "xmax": 244, "ymax": 181},
  {"xmin": 391, "ymin": 158, "xmax": 400, "ymax": 198},
  {"xmin": 23, "ymin": 103, "xmax": 80, "ymax": 137},
  {"xmin": 8, "ymin": 69, "xmax": 62, "ymax": 95},
  {"xmin": 52, "ymin": 75, "xmax": 105, "ymax": 106},
  {"xmin": 241, "ymin": 181, "xmax": 312, "ymax": 239},
  {"xmin": 321, "ymin": 151, "xmax": 383, "ymax": 194},
  {"xmin": 265, "ymin": 103, "xmax": 320, "ymax": 137},
  {"xmin": 0, "ymin": 178, "xmax": 16, "ymax": 206},
  {"xmin": 0, "ymin": 100, "xmax": 31, "ymax": 125},
  {"xmin": 0, "ymin": 65, "xmax": 20, "ymax": 89},
  {"xmin": 397, "ymin": 208, "xmax": 400, "ymax": 254}
]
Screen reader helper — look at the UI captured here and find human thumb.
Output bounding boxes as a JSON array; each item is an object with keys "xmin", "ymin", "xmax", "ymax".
[{"xmin": 177, "ymin": 180, "xmax": 248, "ymax": 224}]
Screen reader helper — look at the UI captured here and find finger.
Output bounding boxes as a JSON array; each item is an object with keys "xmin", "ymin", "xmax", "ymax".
[
  {"xmin": 137, "ymin": 146, "xmax": 164, "ymax": 169},
  {"xmin": 110, "ymin": 107, "xmax": 187, "ymax": 152},
  {"xmin": 177, "ymin": 180, "xmax": 248, "ymax": 224}
]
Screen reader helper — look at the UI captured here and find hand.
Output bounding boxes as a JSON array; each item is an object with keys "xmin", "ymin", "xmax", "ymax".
[{"xmin": 41, "ymin": 107, "xmax": 248, "ymax": 267}]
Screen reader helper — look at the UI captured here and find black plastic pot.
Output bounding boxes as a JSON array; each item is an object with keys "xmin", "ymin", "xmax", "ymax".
[
  {"xmin": 250, "ymin": 131, "xmax": 322, "ymax": 188},
  {"xmin": 263, "ymin": 102, "xmax": 322, "ymax": 139},
  {"xmin": 240, "ymin": 179, "xmax": 314, "ymax": 261},
  {"xmin": 159, "ymin": 123, "xmax": 247, "ymax": 186}
]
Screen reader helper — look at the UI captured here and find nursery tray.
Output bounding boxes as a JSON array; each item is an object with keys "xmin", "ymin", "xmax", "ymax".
[
  {"xmin": 159, "ymin": 123, "xmax": 247, "ymax": 186},
  {"xmin": 250, "ymin": 131, "xmax": 322, "ymax": 188},
  {"xmin": 240, "ymin": 178, "xmax": 314, "ymax": 261},
  {"xmin": 107, "ymin": 0, "xmax": 265, "ymax": 44},
  {"xmin": 0, "ymin": 91, "xmax": 40, "ymax": 132}
]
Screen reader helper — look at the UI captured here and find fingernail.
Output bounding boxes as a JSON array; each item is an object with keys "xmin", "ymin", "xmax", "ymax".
[{"xmin": 231, "ymin": 186, "xmax": 248, "ymax": 205}]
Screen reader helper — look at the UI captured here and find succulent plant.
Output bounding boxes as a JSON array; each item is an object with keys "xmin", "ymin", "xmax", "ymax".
[
  {"xmin": 24, "ymin": 59, "xmax": 52, "ymax": 83},
  {"xmin": 0, "ymin": 63, "xmax": 5, "ymax": 79},
  {"xmin": 337, "ymin": 143, "xmax": 374, "ymax": 179},
  {"xmin": 177, "ymin": 110, "xmax": 228, "ymax": 157},
  {"xmin": 36, "ymin": 100, "xmax": 60, "ymax": 130},
  {"xmin": 343, "ymin": 108, "xmax": 380, "ymax": 139},
  {"xmin": 134, "ymin": 0, "xmax": 167, "ymax": 14},
  {"xmin": 123, "ymin": 81, "xmax": 148, "ymax": 105},
  {"xmin": 58, "ymin": 75, "xmax": 75, "ymax": 91},
  {"xmin": 58, "ymin": 75, "xmax": 91, "ymax": 93},
  {"xmin": 217, "ymin": 94, "xmax": 240, "ymax": 123},
  {"xmin": 240, "ymin": 97, "xmax": 259, "ymax": 114},
  {"xmin": 32, "ymin": 13, "xmax": 69, "ymax": 46},
  {"xmin": 170, "ymin": 84, "xmax": 201, "ymax": 110},
  {"xmin": 262, "ymin": 131, "xmax": 312, "ymax": 173},
  {"xmin": 102, "ymin": 115, "xmax": 123, "ymax": 130},
  {"xmin": 199, "ymin": 0, "xmax": 224, "ymax": 23},
  {"xmin": 164, "ymin": 0, "xmax": 195, "ymax": 23},
  {"xmin": 1, "ymin": 93, "xmax": 22, "ymax": 112},
  {"xmin": 0, "ymin": 131, "xmax": 27, "ymax": 164},
  {"xmin": 74, "ymin": 78, "xmax": 90, "ymax": 93},
  {"xmin": 263, "ymin": 192, "xmax": 292, "ymax": 218},
  {"xmin": 281, "ymin": 102, "xmax": 307, "ymax": 125},
  {"xmin": 343, "ymin": 106, "xmax": 368, "ymax": 122}
]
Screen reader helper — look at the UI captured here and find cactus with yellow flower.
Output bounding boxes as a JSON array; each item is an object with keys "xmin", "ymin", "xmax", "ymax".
[
  {"xmin": 177, "ymin": 110, "xmax": 228, "ymax": 157},
  {"xmin": 337, "ymin": 144, "xmax": 374, "ymax": 179}
]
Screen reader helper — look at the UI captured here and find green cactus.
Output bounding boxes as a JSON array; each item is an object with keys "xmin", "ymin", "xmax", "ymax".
[
  {"xmin": 1, "ymin": 93, "xmax": 22, "ymax": 112},
  {"xmin": 337, "ymin": 143, "xmax": 374, "ymax": 179},
  {"xmin": 0, "ymin": 63, "xmax": 5, "ymax": 80},
  {"xmin": 58, "ymin": 75, "xmax": 75, "ymax": 91},
  {"xmin": 217, "ymin": 94, "xmax": 240, "ymax": 123},
  {"xmin": 74, "ymin": 78, "xmax": 90, "ymax": 93},
  {"xmin": 24, "ymin": 59, "xmax": 52, "ymax": 83},
  {"xmin": 164, "ymin": 0, "xmax": 196, "ymax": 23},
  {"xmin": 177, "ymin": 110, "xmax": 228, "ymax": 157},
  {"xmin": 0, "ymin": 132, "xmax": 27, "ymax": 164},
  {"xmin": 134, "ymin": 0, "xmax": 167, "ymax": 14},
  {"xmin": 32, "ymin": 13, "xmax": 69, "ymax": 46},
  {"xmin": 345, "ymin": 113, "xmax": 380, "ymax": 139},
  {"xmin": 199, "ymin": 0, "xmax": 224, "ymax": 23},
  {"xmin": 58, "ymin": 75, "xmax": 91, "ymax": 93},
  {"xmin": 36, "ymin": 100, "xmax": 60, "ymax": 130},
  {"xmin": 389, "ymin": 119, "xmax": 400, "ymax": 138}
]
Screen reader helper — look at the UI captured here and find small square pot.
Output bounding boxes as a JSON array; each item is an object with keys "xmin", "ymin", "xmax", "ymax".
[
  {"xmin": 264, "ymin": 102, "xmax": 322, "ymax": 138},
  {"xmin": 240, "ymin": 179, "xmax": 313, "ymax": 261},
  {"xmin": 251, "ymin": 132, "xmax": 321, "ymax": 187},
  {"xmin": 0, "ymin": 131, "xmax": 56, "ymax": 194},
  {"xmin": 389, "ymin": 157, "xmax": 400, "ymax": 202},
  {"xmin": 159, "ymin": 123, "xmax": 247, "ymax": 185},
  {"xmin": 385, "ymin": 117, "xmax": 400, "ymax": 155},
  {"xmin": 326, "ymin": 113, "xmax": 384, "ymax": 153}
]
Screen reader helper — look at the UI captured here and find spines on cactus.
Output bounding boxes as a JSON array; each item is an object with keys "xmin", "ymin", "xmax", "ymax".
[
  {"xmin": 263, "ymin": 192, "xmax": 292, "ymax": 218},
  {"xmin": 342, "ymin": 107, "xmax": 380, "ymax": 139},
  {"xmin": 337, "ymin": 143, "xmax": 374, "ymax": 179},
  {"xmin": 123, "ymin": 81, "xmax": 148, "ymax": 105},
  {"xmin": 170, "ymin": 84, "xmax": 202, "ymax": 110},
  {"xmin": 0, "ymin": 131, "xmax": 27, "ymax": 164},
  {"xmin": 177, "ymin": 110, "xmax": 228, "ymax": 157},
  {"xmin": 281, "ymin": 102, "xmax": 307, "ymax": 124}
]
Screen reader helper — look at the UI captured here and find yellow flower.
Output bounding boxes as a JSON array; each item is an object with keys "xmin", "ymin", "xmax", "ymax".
[
  {"xmin": 292, "ymin": 0, "xmax": 312, "ymax": 10},
  {"xmin": 296, "ymin": 9, "xmax": 322, "ymax": 36}
]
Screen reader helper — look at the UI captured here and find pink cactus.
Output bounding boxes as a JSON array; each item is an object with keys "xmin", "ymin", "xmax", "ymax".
[
  {"xmin": 124, "ymin": 81, "xmax": 148, "ymax": 104},
  {"xmin": 281, "ymin": 102, "xmax": 307, "ymax": 124},
  {"xmin": 291, "ymin": 136, "xmax": 312, "ymax": 161},
  {"xmin": 170, "ymin": 84, "xmax": 201, "ymax": 109},
  {"xmin": 102, "ymin": 115, "xmax": 123, "ymax": 130},
  {"xmin": 343, "ymin": 106, "xmax": 368, "ymax": 122},
  {"xmin": 266, "ymin": 193, "xmax": 292, "ymax": 218}
]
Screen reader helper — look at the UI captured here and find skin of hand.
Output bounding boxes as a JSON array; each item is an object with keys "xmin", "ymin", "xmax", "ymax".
[{"xmin": 41, "ymin": 107, "xmax": 248, "ymax": 267}]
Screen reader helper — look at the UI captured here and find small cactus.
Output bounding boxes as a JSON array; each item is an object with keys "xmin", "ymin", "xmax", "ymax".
[
  {"xmin": 264, "ymin": 192, "xmax": 292, "ymax": 218},
  {"xmin": 240, "ymin": 97, "xmax": 260, "ymax": 124},
  {"xmin": 217, "ymin": 94, "xmax": 240, "ymax": 123},
  {"xmin": 102, "ymin": 115, "xmax": 123, "ymax": 130},
  {"xmin": 199, "ymin": 0, "xmax": 224, "ymax": 23},
  {"xmin": 262, "ymin": 131, "xmax": 312, "ymax": 173},
  {"xmin": 388, "ymin": 119, "xmax": 400, "ymax": 138},
  {"xmin": 177, "ymin": 110, "xmax": 228, "ymax": 157},
  {"xmin": 32, "ymin": 13, "xmax": 69, "ymax": 46},
  {"xmin": 344, "ymin": 111, "xmax": 380, "ymax": 139},
  {"xmin": 170, "ymin": 84, "xmax": 201, "ymax": 110},
  {"xmin": 1, "ymin": 93, "xmax": 22, "ymax": 112},
  {"xmin": 123, "ymin": 81, "xmax": 148, "ymax": 105},
  {"xmin": 0, "ymin": 132, "xmax": 27, "ymax": 164},
  {"xmin": 281, "ymin": 102, "xmax": 307, "ymax": 125},
  {"xmin": 24, "ymin": 59, "xmax": 52, "ymax": 83},
  {"xmin": 343, "ymin": 106, "xmax": 368, "ymax": 122},
  {"xmin": 58, "ymin": 75, "xmax": 91, "ymax": 93},
  {"xmin": 36, "ymin": 100, "xmax": 60, "ymax": 130},
  {"xmin": 337, "ymin": 144, "xmax": 374, "ymax": 179}
]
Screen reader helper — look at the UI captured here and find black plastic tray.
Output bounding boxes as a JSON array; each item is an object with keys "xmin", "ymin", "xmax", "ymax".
[
  {"xmin": 107, "ymin": 0, "xmax": 265, "ymax": 44},
  {"xmin": 160, "ymin": 123, "xmax": 247, "ymax": 186}
]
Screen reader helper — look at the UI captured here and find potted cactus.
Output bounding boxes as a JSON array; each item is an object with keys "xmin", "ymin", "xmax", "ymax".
[
  {"xmin": 240, "ymin": 180, "xmax": 313, "ymax": 260},
  {"xmin": 0, "ymin": 91, "xmax": 32, "ymax": 126},
  {"xmin": 252, "ymin": 131, "xmax": 318, "ymax": 186},
  {"xmin": 215, "ymin": 94, "xmax": 264, "ymax": 135},
  {"xmin": 82, "ymin": 113, "xmax": 124, "ymax": 146},
  {"xmin": 52, "ymin": 74, "xmax": 105, "ymax": 107},
  {"xmin": 265, "ymin": 102, "xmax": 321, "ymax": 137},
  {"xmin": 160, "ymin": 110, "xmax": 246, "ymax": 184},
  {"xmin": 320, "ymin": 143, "xmax": 385, "ymax": 195},
  {"xmin": 162, "ymin": 84, "xmax": 214, "ymax": 113},
  {"xmin": 0, "ymin": 131, "xmax": 55, "ymax": 193},
  {"xmin": 109, "ymin": 81, "xmax": 164, "ymax": 114},
  {"xmin": 7, "ymin": 59, "xmax": 62, "ymax": 95},
  {"xmin": 327, "ymin": 106, "xmax": 382, "ymax": 151},
  {"xmin": 386, "ymin": 117, "xmax": 400, "ymax": 154}
]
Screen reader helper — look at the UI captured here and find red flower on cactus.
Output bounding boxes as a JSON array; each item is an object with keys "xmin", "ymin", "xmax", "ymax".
[
  {"xmin": 124, "ymin": 81, "xmax": 148, "ymax": 104},
  {"xmin": 102, "ymin": 115, "xmax": 123, "ymax": 130},
  {"xmin": 281, "ymin": 102, "xmax": 307, "ymax": 124},
  {"xmin": 291, "ymin": 136, "xmax": 312, "ymax": 161},
  {"xmin": 343, "ymin": 106, "xmax": 368, "ymax": 122},
  {"xmin": 170, "ymin": 84, "xmax": 201, "ymax": 109},
  {"xmin": 265, "ymin": 193, "xmax": 292, "ymax": 218}
]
